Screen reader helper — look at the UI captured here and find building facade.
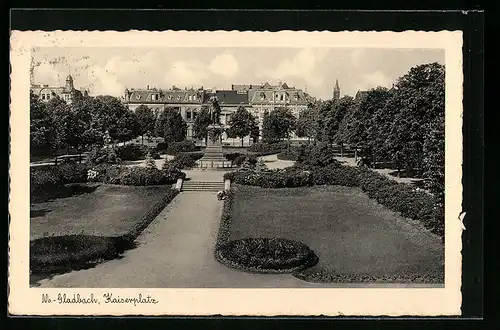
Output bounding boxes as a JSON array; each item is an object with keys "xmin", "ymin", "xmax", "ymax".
[
  {"xmin": 30, "ymin": 75, "xmax": 83, "ymax": 104},
  {"xmin": 123, "ymin": 81, "xmax": 315, "ymax": 141}
]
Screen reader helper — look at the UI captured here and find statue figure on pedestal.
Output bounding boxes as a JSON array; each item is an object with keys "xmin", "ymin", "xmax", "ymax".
[{"xmin": 208, "ymin": 96, "xmax": 221, "ymax": 125}]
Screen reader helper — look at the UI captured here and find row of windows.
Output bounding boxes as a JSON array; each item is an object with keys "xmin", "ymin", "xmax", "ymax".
[{"xmin": 149, "ymin": 94, "xmax": 198, "ymax": 101}]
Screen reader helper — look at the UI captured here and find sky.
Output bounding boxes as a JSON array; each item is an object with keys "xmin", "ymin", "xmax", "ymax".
[{"xmin": 31, "ymin": 47, "xmax": 444, "ymax": 100}]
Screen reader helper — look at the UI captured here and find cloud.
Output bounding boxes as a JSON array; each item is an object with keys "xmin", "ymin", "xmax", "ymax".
[
  {"xmin": 256, "ymin": 48, "xmax": 327, "ymax": 87},
  {"xmin": 361, "ymin": 71, "xmax": 393, "ymax": 89},
  {"xmin": 209, "ymin": 52, "xmax": 239, "ymax": 77},
  {"xmin": 164, "ymin": 60, "xmax": 210, "ymax": 87}
]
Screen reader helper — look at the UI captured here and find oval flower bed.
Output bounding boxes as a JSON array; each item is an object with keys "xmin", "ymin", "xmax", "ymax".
[{"xmin": 215, "ymin": 237, "xmax": 319, "ymax": 274}]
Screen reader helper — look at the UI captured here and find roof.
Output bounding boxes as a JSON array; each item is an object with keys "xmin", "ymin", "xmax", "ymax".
[
  {"xmin": 214, "ymin": 90, "xmax": 249, "ymax": 105},
  {"xmin": 127, "ymin": 88, "xmax": 204, "ymax": 104},
  {"xmin": 248, "ymin": 88, "xmax": 309, "ymax": 105},
  {"xmin": 355, "ymin": 90, "xmax": 369, "ymax": 99},
  {"xmin": 31, "ymin": 85, "xmax": 71, "ymax": 95}
]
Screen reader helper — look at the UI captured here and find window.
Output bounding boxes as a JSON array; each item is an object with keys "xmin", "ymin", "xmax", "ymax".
[
  {"xmin": 280, "ymin": 94, "xmax": 284, "ymax": 101},
  {"xmin": 177, "ymin": 96, "xmax": 181, "ymax": 100},
  {"xmin": 193, "ymin": 111, "xmax": 198, "ymax": 120},
  {"xmin": 46, "ymin": 94, "xmax": 51, "ymax": 100},
  {"xmin": 193, "ymin": 95, "xmax": 197, "ymax": 100},
  {"xmin": 186, "ymin": 110, "xmax": 192, "ymax": 121},
  {"xmin": 168, "ymin": 95, "xmax": 172, "ymax": 100},
  {"xmin": 41, "ymin": 94, "xmax": 46, "ymax": 100},
  {"xmin": 189, "ymin": 95, "xmax": 192, "ymax": 101}
]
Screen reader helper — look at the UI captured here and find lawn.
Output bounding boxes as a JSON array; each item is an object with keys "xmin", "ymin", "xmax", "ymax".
[
  {"xmin": 229, "ymin": 184, "xmax": 444, "ymax": 283},
  {"xmin": 30, "ymin": 183, "xmax": 174, "ymax": 240}
]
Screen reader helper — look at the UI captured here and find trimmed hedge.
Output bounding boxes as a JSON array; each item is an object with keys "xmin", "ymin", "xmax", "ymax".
[
  {"xmin": 216, "ymin": 237, "xmax": 319, "ymax": 274},
  {"xmin": 215, "ymin": 189, "xmax": 235, "ymax": 249},
  {"xmin": 223, "ymin": 167, "xmax": 313, "ymax": 188},
  {"xmin": 277, "ymin": 146, "xmax": 300, "ymax": 161},
  {"xmin": 294, "ymin": 267, "xmax": 444, "ymax": 284},
  {"xmin": 90, "ymin": 164, "xmax": 185, "ymax": 186}
]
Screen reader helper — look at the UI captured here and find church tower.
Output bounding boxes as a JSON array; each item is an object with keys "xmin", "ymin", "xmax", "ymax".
[
  {"xmin": 333, "ymin": 78, "xmax": 340, "ymax": 100},
  {"xmin": 65, "ymin": 75, "xmax": 74, "ymax": 92}
]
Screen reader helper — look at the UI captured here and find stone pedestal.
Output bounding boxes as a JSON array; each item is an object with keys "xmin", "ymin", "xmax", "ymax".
[{"xmin": 196, "ymin": 124, "xmax": 231, "ymax": 169}]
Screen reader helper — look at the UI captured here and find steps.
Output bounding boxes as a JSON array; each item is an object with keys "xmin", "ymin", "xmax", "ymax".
[{"xmin": 181, "ymin": 180, "xmax": 225, "ymax": 192}]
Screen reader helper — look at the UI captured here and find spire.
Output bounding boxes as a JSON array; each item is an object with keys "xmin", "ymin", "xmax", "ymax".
[{"xmin": 333, "ymin": 78, "xmax": 340, "ymax": 100}]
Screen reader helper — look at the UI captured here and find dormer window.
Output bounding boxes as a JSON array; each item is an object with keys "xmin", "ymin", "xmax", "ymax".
[
  {"xmin": 136, "ymin": 95, "xmax": 141, "ymax": 100},
  {"xmin": 177, "ymin": 95, "xmax": 181, "ymax": 100},
  {"xmin": 168, "ymin": 95, "xmax": 172, "ymax": 100},
  {"xmin": 193, "ymin": 95, "xmax": 197, "ymax": 100}
]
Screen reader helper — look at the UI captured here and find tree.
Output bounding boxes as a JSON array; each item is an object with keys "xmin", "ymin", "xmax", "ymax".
[
  {"xmin": 135, "ymin": 105, "xmax": 156, "ymax": 144},
  {"xmin": 249, "ymin": 119, "xmax": 260, "ymax": 144},
  {"xmin": 30, "ymin": 91, "xmax": 55, "ymax": 158},
  {"xmin": 385, "ymin": 62, "xmax": 445, "ymax": 174},
  {"xmin": 261, "ymin": 111, "xmax": 274, "ymax": 143},
  {"xmin": 295, "ymin": 106, "xmax": 318, "ymax": 142},
  {"xmin": 193, "ymin": 106, "xmax": 212, "ymax": 145},
  {"xmin": 155, "ymin": 108, "xmax": 187, "ymax": 144},
  {"xmin": 263, "ymin": 107, "xmax": 296, "ymax": 142},
  {"xmin": 226, "ymin": 106, "xmax": 255, "ymax": 147}
]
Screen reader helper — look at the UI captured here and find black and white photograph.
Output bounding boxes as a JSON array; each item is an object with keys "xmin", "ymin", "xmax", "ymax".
[{"xmin": 9, "ymin": 30, "xmax": 463, "ymax": 316}]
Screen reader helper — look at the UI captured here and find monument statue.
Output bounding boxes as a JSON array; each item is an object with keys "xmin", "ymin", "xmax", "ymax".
[{"xmin": 208, "ymin": 96, "xmax": 221, "ymax": 125}]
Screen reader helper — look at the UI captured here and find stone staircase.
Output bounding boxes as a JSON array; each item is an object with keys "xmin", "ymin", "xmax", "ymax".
[{"xmin": 181, "ymin": 180, "xmax": 225, "ymax": 192}]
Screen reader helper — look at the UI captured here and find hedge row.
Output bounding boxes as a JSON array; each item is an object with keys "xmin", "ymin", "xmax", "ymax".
[
  {"xmin": 116, "ymin": 144, "xmax": 161, "ymax": 161},
  {"xmin": 224, "ymin": 167, "xmax": 314, "ymax": 188},
  {"xmin": 31, "ymin": 163, "xmax": 185, "ymax": 198}
]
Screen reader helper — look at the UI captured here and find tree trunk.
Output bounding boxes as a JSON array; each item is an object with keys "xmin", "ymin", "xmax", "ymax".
[
  {"xmin": 241, "ymin": 137, "xmax": 244, "ymax": 148},
  {"xmin": 340, "ymin": 143, "xmax": 343, "ymax": 158},
  {"xmin": 141, "ymin": 135, "xmax": 144, "ymax": 145},
  {"xmin": 354, "ymin": 149, "xmax": 358, "ymax": 162}
]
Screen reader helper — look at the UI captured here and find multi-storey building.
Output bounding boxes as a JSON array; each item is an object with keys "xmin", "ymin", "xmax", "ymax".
[
  {"xmin": 30, "ymin": 75, "xmax": 83, "ymax": 104},
  {"xmin": 123, "ymin": 81, "xmax": 316, "ymax": 141}
]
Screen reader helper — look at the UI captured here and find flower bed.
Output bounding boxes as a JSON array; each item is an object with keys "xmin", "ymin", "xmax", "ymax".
[{"xmin": 215, "ymin": 237, "xmax": 319, "ymax": 274}]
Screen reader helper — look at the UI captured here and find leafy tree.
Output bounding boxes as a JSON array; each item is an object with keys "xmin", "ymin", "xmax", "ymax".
[
  {"xmin": 135, "ymin": 104, "xmax": 156, "ymax": 144},
  {"xmin": 261, "ymin": 111, "xmax": 274, "ymax": 143},
  {"xmin": 295, "ymin": 106, "xmax": 318, "ymax": 141},
  {"xmin": 192, "ymin": 106, "xmax": 212, "ymax": 144},
  {"xmin": 30, "ymin": 91, "xmax": 55, "ymax": 158},
  {"xmin": 226, "ymin": 106, "xmax": 256, "ymax": 147},
  {"xmin": 95, "ymin": 95, "xmax": 140, "ymax": 144},
  {"xmin": 155, "ymin": 108, "xmax": 187, "ymax": 144},
  {"xmin": 385, "ymin": 62, "xmax": 445, "ymax": 174},
  {"xmin": 263, "ymin": 107, "xmax": 296, "ymax": 142},
  {"xmin": 249, "ymin": 118, "xmax": 260, "ymax": 144}
]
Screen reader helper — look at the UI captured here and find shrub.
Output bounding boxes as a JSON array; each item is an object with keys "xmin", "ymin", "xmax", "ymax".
[
  {"xmin": 310, "ymin": 164, "xmax": 360, "ymax": 187},
  {"xmin": 296, "ymin": 143, "xmax": 343, "ymax": 168},
  {"xmin": 247, "ymin": 141, "xmax": 290, "ymax": 155},
  {"xmin": 224, "ymin": 167, "xmax": 313, "ymax": 188},
  {"xmin": 87, "ymin": 163, "xmax": 184, "ymax": 186},
  {"xmin": 277, "ymin": 146, "xmax": 300, "ymax": 161},
  {"xmin": 168, "ymin": 152, "xmax": 203, "ymax": 169},
  {"xmin": 115, "ymin": 143, "xmax": 160, "ymax": 161},
  {"xmin": 224, "ymin": 152, "xmax": 242, "ymax": 163},
  {"xmin": 232, "ymin": 155, "xmax": 256, "ymax": 167},
  {"xmin": 165, "ymin": 140, "xmax": 199, "ymax": 155},
  {"xmin": 86, "ymin": 147, "xmax": 122, "ymax": 165},
  {"xmin": 30, "ymin": 167, "xmax": 61, "ymax": 195},
  {"xmin": 216, "ymin": 237, "xmax": 319, "ymax": 273}
]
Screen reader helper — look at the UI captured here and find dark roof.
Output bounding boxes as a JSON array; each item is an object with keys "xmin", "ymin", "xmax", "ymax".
[
  {"xmin": 212, "ymin": 90, "xmax": 249, "ymax": 105},
  {"xmin": 355, "ymin": 91, "xmax": 369, "ymax": 99}
]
